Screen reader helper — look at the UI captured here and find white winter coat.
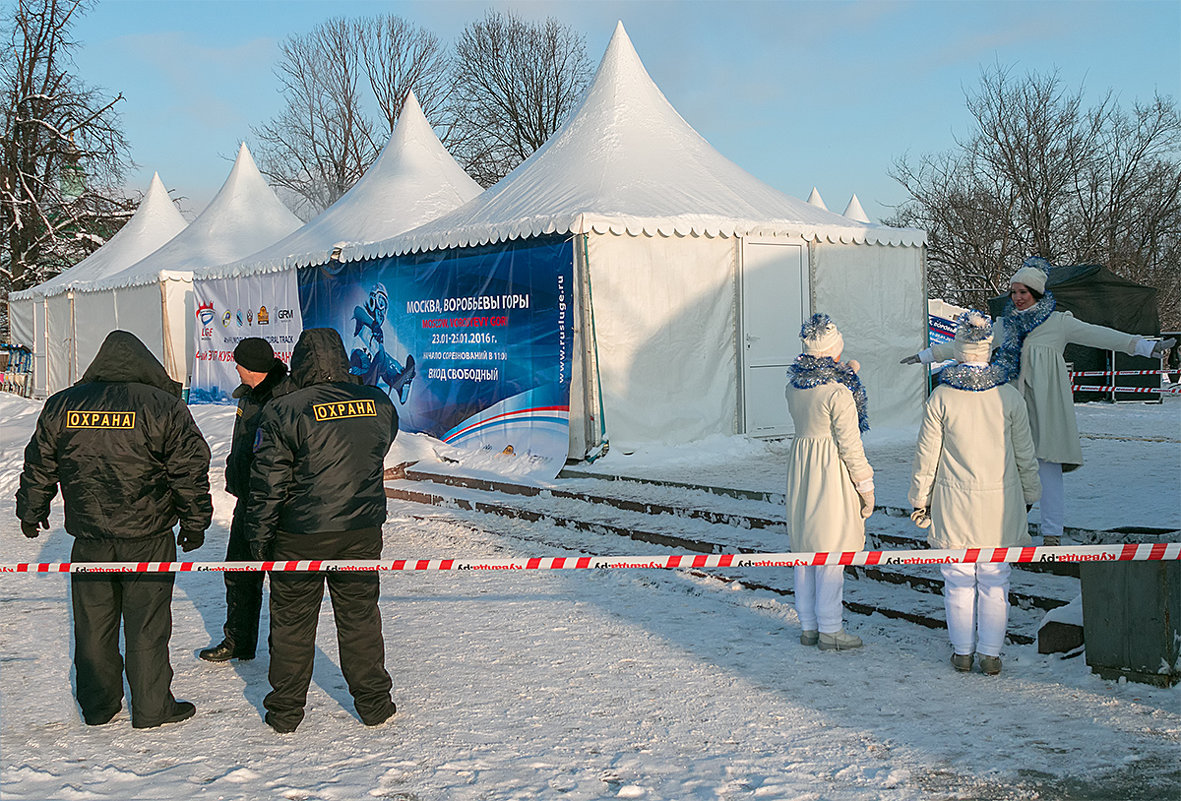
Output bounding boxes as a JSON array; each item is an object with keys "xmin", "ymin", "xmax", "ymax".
[
  {"xmin": 909, "ymin": 382, "xmax": 1042, "ymax": 549},
  {"xmin": 785, "ymin": 382, "xmax": 873, "ymax": 553},
  {"xmin": 932, "ymin": 311, "xmax": 1140, "ymax": 469}
]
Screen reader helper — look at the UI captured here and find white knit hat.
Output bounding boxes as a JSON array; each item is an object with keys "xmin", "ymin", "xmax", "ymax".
[
  {"xmin": 800, "ymin": 313, "xmax": 844, "ymax": 358},
  {"xmin": 953, "ymin": 309, "xmax": 994, "ymax": 363},
  {"xmin": 1010, "ymin": 257, "xmax": 1050, "ymax": 294}
]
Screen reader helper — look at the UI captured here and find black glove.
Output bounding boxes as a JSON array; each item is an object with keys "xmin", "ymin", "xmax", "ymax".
[
  {"xmin": 177, "ymin": 528, "xmax": 205, "ymax": 552},
  {"xmin": 20, "ymin": 519, "xmax": 49, "ymax": 539},
  {"xmin": 899, "ymin": 354, "xmax": 921, "ymax": 365}
]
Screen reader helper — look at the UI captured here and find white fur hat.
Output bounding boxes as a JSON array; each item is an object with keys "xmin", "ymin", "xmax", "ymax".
[
  {"xmin": 953, "ymin": 309, "xmax": 994, "ymax": 363},
  {"xmin": 1010, "ymin": 257, "xmax": 1050, "ymax": 294},
  {"xmin": 800, "ymin": 313, "xmax": 844, "ymax": 358}
]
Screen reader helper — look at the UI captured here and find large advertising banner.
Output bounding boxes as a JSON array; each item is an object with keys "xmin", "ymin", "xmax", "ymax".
[
  {"xmin": 298, "ymin": 235, "xmax": 574, "ymax": 478},
  {"xmin": 190, "ymin": 272, "xmax": 303, "ymax": 403}
]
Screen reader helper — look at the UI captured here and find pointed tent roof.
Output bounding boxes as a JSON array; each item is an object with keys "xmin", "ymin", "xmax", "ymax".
[
  {"xmin": 87, "ymin": 144, "xmax": 302, "ymax": 290},
  {"xmin": 11, "ymin": 173, "xmax": 187, "ymax": 301},
  {"xmin": 806, "ymin": 187, "xmax": 828, "ymax": 210},
  {"xmin": 349, "ymin": 22, "xmax": 922, "ymax": 261},
  {"xmin": 199, "ymin": 92, "xmax": 483, "ymax": 279},
  {"xmin": 843, "ymin": 194, "xmax": 871, "ymax": 223}
]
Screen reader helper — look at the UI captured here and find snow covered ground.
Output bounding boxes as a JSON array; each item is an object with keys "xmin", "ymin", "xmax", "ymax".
[{"xmin": 0, "ymin": 392, "xmax": 1178, "ymax": 800}]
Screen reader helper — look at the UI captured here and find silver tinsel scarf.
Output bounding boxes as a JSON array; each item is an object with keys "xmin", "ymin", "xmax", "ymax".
[
  {"xmin": 787, "ymin": 355, "xmax": 869, "ymax": 432},
  {"xmin": 939, "ymin": 363, "xmax": 1009, "ymax": 392}
]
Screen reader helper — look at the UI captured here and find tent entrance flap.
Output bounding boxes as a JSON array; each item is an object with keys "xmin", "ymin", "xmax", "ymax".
[{"xmin": 740, "ymin": 240, "xmax": 807, "ymax": 438}]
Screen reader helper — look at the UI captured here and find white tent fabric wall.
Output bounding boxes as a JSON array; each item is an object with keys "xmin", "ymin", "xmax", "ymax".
[
  {"xmin": 811, "ymin": 243, "xmax": 926, "ymax": 429},
  {"xmin": 7, "ymin": 299, "xmax": 35, "ymax": 352},
  {"xmin": 71, "ymin": 288, "xmax": 120, "ymax": 384},
  {"xmin": 583, "ymin": 231, "xmax": 738, "ymax": 449},
  {"xmin": 45, "ymin": 294, "xmax": 73, "ymax": 390}
]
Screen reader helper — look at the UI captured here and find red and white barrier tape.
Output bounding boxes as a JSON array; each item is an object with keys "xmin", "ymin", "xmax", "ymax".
[
  {"xmin": 3, "ymin": 543, "xmax": 1178, "ymax": 574},
  {"xmin": 1069, "ymin": 370, "xmax": 1169, "ymax": 377},
  {"xmin": 1071, "ymin": 384, "xmax": 1180, "ymax": 394}
]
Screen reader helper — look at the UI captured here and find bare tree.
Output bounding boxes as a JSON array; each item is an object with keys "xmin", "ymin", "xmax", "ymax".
[
  {"xmin": 1, "ymin": 0, "xmax": 132, "ymax": 315},
  {"xmin": 447, "ymin": 10, "xmax": 591, "ymax": 186},
  {"xmin": 252, "ymin": 15, "xmax": 455, "ymax": 219},
  {"xmin": 357, "ymin": 15, "xmax": 449, "ymax": 134},
  {"xmin": 890, "ymin": 65, "xmax": 1181, "ymax": 327},
  {"xmin": 251, "ymin": 18, "xmax": 377, "ymax": 220}
]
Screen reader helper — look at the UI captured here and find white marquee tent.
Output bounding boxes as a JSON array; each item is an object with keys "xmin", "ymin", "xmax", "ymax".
[
  {"xmin": 344, "ymin": 22, "xmax": 928, "ymax": 455},
  {"xmin": 197, "ymin": 91, "xmax": 483, "ymax": 281},
  {"xmin": 7, "ymin": 173, "xmax": 188, "ymax": 396},
  {"xmin": 75, "ymin": 144, "xmax": 301, "ymax": 386},
  {"xmin": 185, "ymin": 91, "xmax": 483, "ymax": 398}
]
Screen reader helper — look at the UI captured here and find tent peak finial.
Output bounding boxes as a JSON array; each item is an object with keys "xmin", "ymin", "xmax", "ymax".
[{"xmin": 843, "ymin": 193, "xmax": 871, "ymax": 224}]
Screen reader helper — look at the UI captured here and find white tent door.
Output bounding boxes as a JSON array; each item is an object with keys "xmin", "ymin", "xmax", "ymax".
[{"xmin": 741, "ymin": 241, "xmax": 807, "ymax": 437}]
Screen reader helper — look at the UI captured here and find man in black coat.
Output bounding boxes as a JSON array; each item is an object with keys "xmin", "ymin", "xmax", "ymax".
[
  {"xmin": 199, "ymin": 338, "xmax": 288, "ymax": 663},
  {"xmin": 16, "ymin": 330, "xmax": 212, "ymax": 728},
  {"xmin": 247, "ymin": 328, "xmax": 398, "ymax": 734}
]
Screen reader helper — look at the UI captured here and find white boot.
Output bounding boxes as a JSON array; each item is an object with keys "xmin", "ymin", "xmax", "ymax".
[{"xmin": 818, "ymin": 629, "xmax": 863, "ymax": 651}]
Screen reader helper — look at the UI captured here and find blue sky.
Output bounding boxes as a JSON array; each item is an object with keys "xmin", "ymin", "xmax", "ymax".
[{"xmin": 70, "ymin": 0, "xmax": 1181, "ymax": 223}]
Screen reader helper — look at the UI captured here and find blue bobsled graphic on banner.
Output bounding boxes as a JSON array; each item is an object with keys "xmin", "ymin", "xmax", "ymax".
[{"xmin": 297, "ymin": 235, "xmax": 574, "ymax": 478}]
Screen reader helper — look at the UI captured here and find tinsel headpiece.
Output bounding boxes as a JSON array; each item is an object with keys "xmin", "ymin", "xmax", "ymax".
[{"xmin": 799, "ymin": 313, "xmax": 843, "ymax": 357}]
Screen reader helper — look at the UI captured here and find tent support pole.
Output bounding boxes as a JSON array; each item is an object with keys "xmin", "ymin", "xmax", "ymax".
[{"xmin": 579, "ymin": 233, "xmax": 609, "ymax": 461}]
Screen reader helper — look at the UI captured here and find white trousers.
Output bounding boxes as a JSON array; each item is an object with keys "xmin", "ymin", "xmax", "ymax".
[
  {"xmin": 940, "ymin": 562, "xmax": 1011, "ymax": 657},
  {"xmin": 794, "ymin": 565, "xmax": 845, "ymax": 634},
  {"xmin": 1037, "ymin": 459, "xmax": 1064, "ymax": 540}
]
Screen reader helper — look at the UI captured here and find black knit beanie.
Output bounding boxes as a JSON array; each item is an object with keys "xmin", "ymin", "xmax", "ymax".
[{"xmin": 233, "ymin": 338, "xmax": 276, "ymax": 372}]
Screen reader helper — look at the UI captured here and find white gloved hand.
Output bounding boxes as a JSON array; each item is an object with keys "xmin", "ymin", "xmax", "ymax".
[
  {"xmin": 910, "ymin": 507, "xmax": 932, "ymax": 529},
  {"xmin": 857, "ymin": 489, "xmax": 875, "ymax": 519}
]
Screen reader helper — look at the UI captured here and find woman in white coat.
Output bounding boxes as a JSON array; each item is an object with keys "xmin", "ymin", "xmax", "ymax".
[
  {"xmin": 785, "ymin": 314, "xmax": 874, "ymax": 651},
  {"xmin": 903, "ymin": 258, "xmax": 1174, "ymax": 546},
  {"xmin": 909, "ymin": 310, "xmax": 1042, "ymax": 675}
]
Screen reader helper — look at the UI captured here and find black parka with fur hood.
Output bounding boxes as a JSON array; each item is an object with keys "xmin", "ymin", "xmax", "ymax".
[
  {"xmin": 246, "ymin": 328, "xmax": 398, "ymax": 555},
  {"xmin": 16, "ymin": 331, "xmax": 213, "ymax": 541}
]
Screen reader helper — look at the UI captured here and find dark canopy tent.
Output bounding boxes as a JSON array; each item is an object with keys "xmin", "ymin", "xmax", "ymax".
[{"xmin": 988, "ymin": 264, "xmax": 1161, "ymax": 401}]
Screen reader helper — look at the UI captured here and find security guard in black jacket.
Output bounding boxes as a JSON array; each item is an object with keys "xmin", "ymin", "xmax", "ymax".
[
  {"xmin": 199, "ymin": 338, "xmax": 288, "ymax": 663},
  {"xmin": 16, "ymin": 331, "xmax": 212, "ymax": 728},
  {"xmin": 247, "ymin": 328, "xmax": 398, "ymax": 734}
]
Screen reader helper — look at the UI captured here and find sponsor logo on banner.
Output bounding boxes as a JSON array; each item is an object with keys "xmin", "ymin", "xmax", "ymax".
[
  {"xmin": 196, "ymin": 302, "xmax": 216, "ymax": 340},
  {"xmin": 312, "ymin": 400, "xmax": 377, "ymax": 421},
  {"xmin": 246, "ymin": 309, "xmax": 253, "ymax": 325},
  {"xmin": 236, "ymin": 310, "xmax": 244, "ymax": 326},
  {"xmin": 258, "ymin": 306, "xmax": 270, "ymax": 325},
  {"xmin": 66, "ymin": 410, "xmax": 136, "ymax": 429},
  {"xmin": 222, "ymin": 311, "xmax": 232, "ymax": 326},
  {"xmin": 275, "ymin": 308, "xmax": 294, "ymax": 321}
]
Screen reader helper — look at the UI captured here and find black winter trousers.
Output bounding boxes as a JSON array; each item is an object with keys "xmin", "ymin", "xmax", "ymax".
[
  {"xmin": 220, "ymin": 498, "xmax": 264, "ymax": 654},
  {"xmin": 263, "ymin": 527, "xmax": 393, "ymax": 731},
  {"xmin": 71, "ymin": 533, "xmax": 179, "ymax": 727}
]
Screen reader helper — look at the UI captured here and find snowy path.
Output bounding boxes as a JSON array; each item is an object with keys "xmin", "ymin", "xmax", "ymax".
[{"xmin": 1, "ymin": 395, "xmax": 1179, "ymax": 799}]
